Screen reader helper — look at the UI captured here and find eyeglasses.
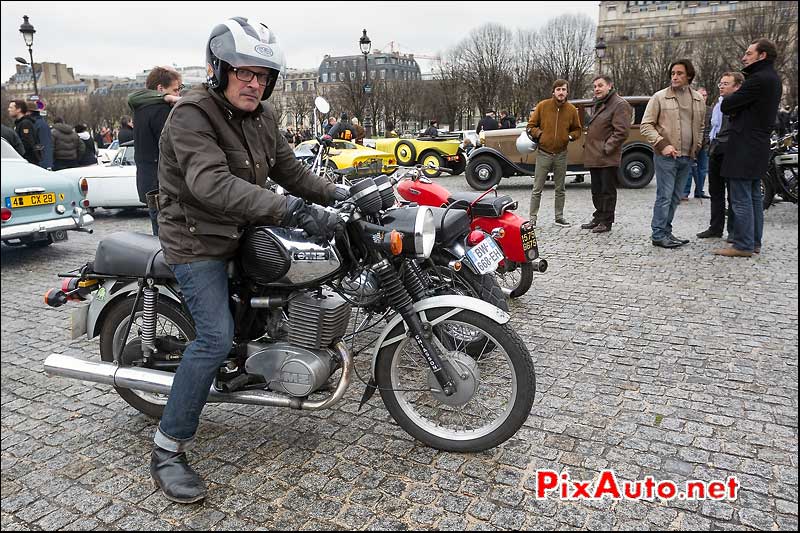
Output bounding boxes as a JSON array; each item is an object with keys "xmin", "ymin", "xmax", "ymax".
[
  {"xmin": 178, "ymin": 84, "xmax": 186, "ymax": 91},
  {"xmin": 718, "ymin": 81, "xmax": 733, "ymax": 87},
  {"xmin": 231, "ymin": 67, "xmax": 272, "ymax": 86}
]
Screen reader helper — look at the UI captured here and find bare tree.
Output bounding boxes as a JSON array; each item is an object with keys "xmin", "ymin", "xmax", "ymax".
[
  {"xmin": 638, "ymin": 41, "xmax": 687, "ymax": 96},
  {"xmin": 535, "ymin": 14, "xmax": 596, "ymax": 99},
  {"xmin": 451, "ymin": 23, "xmax": 514, "ymax": 114}
]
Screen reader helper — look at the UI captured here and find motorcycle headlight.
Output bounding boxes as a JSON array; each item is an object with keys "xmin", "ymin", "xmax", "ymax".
[{"xmin": 414, "ymin": 207, "xmax": 435, "ymax": 259}]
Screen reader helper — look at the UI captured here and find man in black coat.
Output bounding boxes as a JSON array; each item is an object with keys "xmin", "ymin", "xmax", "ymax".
[
  {"xmin": 713, "ymin": 38, "xmax": 782, "ymax": 257},
  {"xmin": 118, "ymin": 116, "xmax": 134, "ymax": 144},
  {"xmin": 476, "ymin": 110, "xmax": 499, "ymax": 134}
]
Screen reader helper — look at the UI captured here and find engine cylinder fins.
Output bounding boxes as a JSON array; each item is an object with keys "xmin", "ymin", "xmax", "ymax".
[{"xmin": 287, "ymin": 290, "xmax": 352, "ymax": 351}]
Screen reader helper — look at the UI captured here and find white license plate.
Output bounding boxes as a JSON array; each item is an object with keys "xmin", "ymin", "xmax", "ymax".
[{"xmin": 466, "ymin": 237, "xmax": 504, "ymax": 275}]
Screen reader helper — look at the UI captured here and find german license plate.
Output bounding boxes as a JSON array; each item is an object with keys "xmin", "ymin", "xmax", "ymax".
[
  {"xmin": 521, "ymin": 226, "xmax": 538, "ymax": 251},
  {"xmin": 466, "ymin": 237, "xmax": 504, "ymax": 275},
  {"xmin": 7, "ymin": 192, "xmax": 56, "ymax": 208}
]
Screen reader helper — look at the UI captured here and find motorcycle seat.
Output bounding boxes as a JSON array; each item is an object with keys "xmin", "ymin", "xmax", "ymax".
[
  {"xmin": 428, "ymin": 207, "xmax": 471, "ymax": 245},
  {"xmin": 92, "ymin": 232, "xmax": 175, "ymax": 279},
  {"xmin": 448, "ymin": 192, "xmax": 518, "ymax": 218}
]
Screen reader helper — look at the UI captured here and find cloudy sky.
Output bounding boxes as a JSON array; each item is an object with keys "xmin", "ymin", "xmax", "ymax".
[{"xmin": 2, "ymin": 1, "xmax": 598, "ymax": 82}]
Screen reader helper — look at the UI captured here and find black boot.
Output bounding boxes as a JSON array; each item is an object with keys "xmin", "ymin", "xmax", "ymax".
[{"xmin": 150, "ymin": 445, "xmax": 207, "ymax": 504}]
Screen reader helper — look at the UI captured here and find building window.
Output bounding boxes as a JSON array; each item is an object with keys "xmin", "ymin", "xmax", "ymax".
[
  {"xmin": 645, "ymin": 27, "xmax": 656, "ymax": 38},
  {"xmin": 607, "ymin": 5, "xmax": 616, "ymax": 12},
  {"xmin": 380, "ymin": 70, "xmax": 386, "ymax": 80},
  {"xmin": 350, "ymin": 71, "xmax": 355, "ymax": 80},
  {"xmin": 685, "ymin": 41, "xmax": 693, "ymax": 54},
  {"xmin": 322, "ymin": 73, "xmax": 328, "ymax": 82},
  {"xmin": 302, "ymin": 81, "xmax": 308, "ymax": 90},
  {"xmin": 339, "ymin": 72, "xmax": 344, "ymax": 81},
  {"xmin": 628, "ymin": 29, "xmax": 637, "ymax": 39},
  {"xmin": 727, "ymin": 19, "xmax": 736, "ymax": 32},
  {"xmin": 291, "ymin": 81, "xmax": 296, "ymax": 91}
]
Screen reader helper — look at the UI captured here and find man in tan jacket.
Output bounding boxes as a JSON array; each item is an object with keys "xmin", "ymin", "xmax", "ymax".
[
  {"xmin": 640, "ymin": 59, "xmax": 706, "ymax": 248},
  {"xmin": 527, "ymin": 79, "xmax": 582, "ymax": 227},
  {"xmin": 580, "ymin": 75, "xmax": 632, "ymax": 233}
]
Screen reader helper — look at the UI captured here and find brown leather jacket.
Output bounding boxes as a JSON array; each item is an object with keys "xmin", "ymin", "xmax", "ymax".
[
  {"xmin": 526, "ymin": 98, "xmax": 582, "ymax": 154},
  {"xmin": 583, "ymin": 92, "xmax": 632, "ymax": 168},
  {"xmin": 157, "ymin": 86, "xmax": 336, "ymax": 264}
]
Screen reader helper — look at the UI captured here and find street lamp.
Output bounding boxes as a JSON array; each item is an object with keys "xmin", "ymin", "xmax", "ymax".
[
  {"xmin": 359, "ymin": 29, "xmax": 372, "ymax": 138},
  {"xmin": 19, "ymin": 15, "xmax": 39, "ymax": 97},
  {"xmin": 595, "ymin": 37, "xmax": 607, "ymax": 76}
]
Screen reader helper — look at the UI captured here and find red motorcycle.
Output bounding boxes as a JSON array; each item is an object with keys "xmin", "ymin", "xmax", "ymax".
[{"xmin": 394, "ymin": 166, "xmax": 546, "ymax": 298}]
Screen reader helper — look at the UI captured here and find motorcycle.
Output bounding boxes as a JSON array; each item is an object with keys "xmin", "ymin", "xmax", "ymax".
[
  {"xmin": 42, "ymin": 178, "xmax": 536, "ymax": 452},
  {"xmin": 763, "ymin": 131, "xmax": 798, "ymax": 209},
  {"xmin": 394, "ymin": 165, "xmax": 547, "ymax": 298}
]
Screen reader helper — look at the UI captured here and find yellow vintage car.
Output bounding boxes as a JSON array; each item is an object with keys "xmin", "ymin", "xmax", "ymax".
[
  {"xmin": 294, "ymin": 139, "xmax": 396, "ymax": 177},
  {"xmin": 370, "ymin": 135, "xmax": 467, "ymax": 177}
]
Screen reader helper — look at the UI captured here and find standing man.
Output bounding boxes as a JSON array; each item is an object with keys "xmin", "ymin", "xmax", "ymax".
[
  {"xmin": 27, "ymin": 104, "xmax": 53, "ymax": 170},
  {"xmin": 117, "ymin": 116, "xmax": 134, "ymax": 144},
  {"xmin": 51, "ymin": 117, "xmax": 84, "ymax": 171},
  {"xmin": 580, "ymin": 75, "xmax": 632, "ymax": 234},
  {"xmin": 641, "ymin": 59, "xmax": 706, "ymax": 248},
  {"xmin": 526, "ymin": 79, "xmax": 582, "ymax": 227},
  {"xmin": 713, "ymin": 38, "xmax": 782, "ymax": 257},
  {"xmin": 152, "ymin": 16, "xmax": 343, "ymax": 504},
  {"xmin": 696, "ymin": 72, "xmax": 744, "ymax": 240},
  {"xmin": 7, "ymin": 100, "xmax": 39, "ymax": 165},
  {"xmin": 682, "ymin": 87, "xmax": 711, "ymax": 200},
  {"xmin": 423, "ymin": 120, "xmax": 439, "ymax": 137},
  {"xmin": 476, "ymin": 110, "xmax": 498, "ymax": 134},
  {"xmin": 351, "ymin": 117, "xmax": 366, "ymax": 144},
  {"xmin": 499, "ymin": 110, "xmax": 515, "ymax": 129},
  {"xmin": 128, "ymin": 65, "xmax": 183, "ymax": 236}
]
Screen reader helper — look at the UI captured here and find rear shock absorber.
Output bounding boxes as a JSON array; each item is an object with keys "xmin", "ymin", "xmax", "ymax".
[
  {"xmin": 140, "ymin": 278, "xmax": 159, "ymax": 359},
  {"xmin": 373, "ymin": 259, "xmax": 457, "ymax": 396}
]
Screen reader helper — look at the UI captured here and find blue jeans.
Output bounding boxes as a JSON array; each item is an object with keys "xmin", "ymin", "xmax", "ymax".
[
  {"xmin": 684, "ymin": 147, "xmax": 708, "ymax": 197},
  {"xmin": 155, "ymin": 260, "xmax": 234, "ymax": 452},
  {"xmin": 727, "ymin": 178, "xmax": 763, "ymax": 252},
  {"xmin": 651, "ymin": 155, "xmax": 692, "ymax": 241}
]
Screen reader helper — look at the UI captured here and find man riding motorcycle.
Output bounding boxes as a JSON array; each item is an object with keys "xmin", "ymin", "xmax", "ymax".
[{"xmin": 152, "ymin": 16, "xmax": 346, "ymax": 503}]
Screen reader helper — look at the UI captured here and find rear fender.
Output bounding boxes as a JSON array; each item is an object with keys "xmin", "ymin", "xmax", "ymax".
[
  {"xmin": 86, "ymin": 279, "xmax": 182, "ymax": 339},
  {"xmin": 472, "ymin": 212, "xmax": 534, "ymax": 263},
  {"xmin": 369, "ymin": 295, "xmax": 510, "ymax": 377}
]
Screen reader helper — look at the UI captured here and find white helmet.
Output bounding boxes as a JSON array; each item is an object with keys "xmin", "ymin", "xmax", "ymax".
[
  {"xmin": 206, "ymin": 16, "xmax": 286, "ymax": 100},
  {"xmin": 516, "ymin": 130, "xmax": 538, "ymax": 155}
]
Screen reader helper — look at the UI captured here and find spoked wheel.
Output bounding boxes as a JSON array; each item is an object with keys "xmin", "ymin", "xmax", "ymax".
[
  {"xmin": 376, "ymin": 309, "xmax": 535, "ymax": 452},
  {"xmin": 495, "ymin": 262, "xmax": 534, "ymax": 298},
  {"xmin": 99, "ymin": 297, "xmax": 195, "ymax": 418}
]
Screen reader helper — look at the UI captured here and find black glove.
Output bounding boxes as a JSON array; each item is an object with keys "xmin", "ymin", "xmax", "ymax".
[{"xmin": 283, "ymin": 195, "xmax": 340, "ymax": 241}]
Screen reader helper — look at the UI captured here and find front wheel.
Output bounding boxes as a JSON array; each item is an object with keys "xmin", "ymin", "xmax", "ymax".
[
  {"xmin": 618, "ymin": 151, "xmax": 654, "ymax": 188},
  {"xmin": 420, "ymin": 151, "xmax": 444, "ymax": 178},
  {"xmin": 495, "ymin": 262, "xmax": 534, "ymax": 299},
  {"xmin": 376, "ymin": 309, "xmax": 536, "ymax": 452},
  {"xmin": 99, "ymin": 296, "xmax": 195, "ymax": 418}
]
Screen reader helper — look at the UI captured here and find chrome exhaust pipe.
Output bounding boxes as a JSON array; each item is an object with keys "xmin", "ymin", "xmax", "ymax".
[
  {"xmin": 43, "ymin": 340, "xmax": 353, "ymax": 411},
  {"xmin": 531, "ymin": 258, "xmax": 548, "ymax": 273}
]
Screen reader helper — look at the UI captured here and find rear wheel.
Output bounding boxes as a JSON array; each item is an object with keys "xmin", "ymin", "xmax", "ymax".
[
  {"xmin": 376, "ymin": 309, "xmax": 535, "ymax": 452},
  {"xmin": 420, "ymin": 151, "xmax": 444, "ymax": 178},
  {"xmin": 465, "ymin": 156, "xmax": 503, "ymax": 190},
  {"xmin": 395, "ymin": 141, "xmax": 417, "ymax": 166},
  {"xmin": 99, "ymin": 296, "xmax": 195, "ymax": 418}
]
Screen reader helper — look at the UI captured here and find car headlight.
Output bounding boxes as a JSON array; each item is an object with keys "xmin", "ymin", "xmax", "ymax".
[{"xmin": 414, "ymin": 207, "xmax": 435, "ymax": 259}]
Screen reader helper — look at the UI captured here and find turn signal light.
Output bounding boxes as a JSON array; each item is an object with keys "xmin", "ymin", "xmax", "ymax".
[
  {"xmin": 1, "ymin": 207, "xmax": 12, "ymax": 222},
  {"xmin": 467, "ymin": 230, "xmax": 486, "ymax": 246},
  {"xmin": 44, "ymin": 289, "xmax": 68, "ymax": 308},
  {"xmin": 389, "ymin": 230, "xmax": 403, "ymax": 255},
  {"xmin": 80, "ymin": 178, "xmax": 89, "ymax": 197}
]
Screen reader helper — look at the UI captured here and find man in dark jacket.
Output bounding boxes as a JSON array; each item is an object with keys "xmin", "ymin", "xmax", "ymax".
[
  {"xmin": 51, "ymin": 117, "xmax": 84, "ymax": 170},
  {"xmin": 579, "ymin": 76, "xmax": 632, "ymax": 233},
  {"xmin": 152, "ymin": 16, "xmax": 342, "ymax": 505},
  {"xmin": 28, "ymin": 107, "xmax": 54, "ymax": 169},
  {"xmin": 499, "ymin": 110, "xmax": 515, "ymax": 129},
  {"xmin": 328, "ymin": 112, "xmax": 353, "ymax": 140},
  {"xmin": 713, "ymin": 38, "xmax": 782, "ymax": 257},
  {"xmin": 74, "ymin": 124, "xmax": 97, "ymax": 166},
  {"xmin": 129, "ymin": 65, "xmax": 183, "ymax": 235},
  {"xmin": 117, "ymin": 116, "xmax": 134, "ymax": 144},
  {"xmin": 7, "ymin": 100, "xmax": 39, "ymax": 164},
  {"xmin": 476, "ymin": 110, "xmax": 498, "ymax": 134},
  {"xmin": 1, "ymin": 124, "xmax": 25, "ymax": 156},
  {"xmin": 423, "ymin": 120, "xmax": 439, "ymax": 137}
]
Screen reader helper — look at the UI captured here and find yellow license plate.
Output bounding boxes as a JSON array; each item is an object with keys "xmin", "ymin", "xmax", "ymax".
[{"xmin": 9, "ymin": 192, "xmax": 56, "ymax": 208}]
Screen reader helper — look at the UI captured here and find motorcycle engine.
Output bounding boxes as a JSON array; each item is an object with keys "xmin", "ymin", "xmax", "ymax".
[
  {"xmin": 339, "ymin": 267, "xmax": 382, "ymax": 306},
  {"xmin": 244, "ymin": 290, "xmax": 351, "ymax": 397}
]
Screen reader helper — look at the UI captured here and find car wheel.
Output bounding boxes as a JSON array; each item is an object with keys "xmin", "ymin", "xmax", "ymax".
[
  {"xmin": 420, "ymin": 151, "xmax": 444, "ymax": 178},
  {"xmin": 395, "ymin": 141, "xmax": 417, "ymax": 166},
  {"xmin": 618, "ymin": 151, "xmax": 654, "ymax": 188},
  {"xmin": 465, "ymin": 156, "xmax": 503, "ymax": 190}
]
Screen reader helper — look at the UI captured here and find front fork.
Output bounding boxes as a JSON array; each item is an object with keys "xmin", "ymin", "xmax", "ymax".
[{"xmin": 374, "ymin": 259, "xmax": 457, "ymax": 396}]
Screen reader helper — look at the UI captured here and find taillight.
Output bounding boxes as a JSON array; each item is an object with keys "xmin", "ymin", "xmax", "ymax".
[
  {"xmin": 467, "ymin": 230, "xmax": 486, "ymax": 246},
  {"xmin": 80, "ymin": 178, "xmax": 89, "ymax": 197},
  {"xmin": 1, "ymin": 207, "xmax": 11, "ymax": 222},
  {"xmin": 81, "ymin": 199, "xmax": 90, "ymax": 208}
]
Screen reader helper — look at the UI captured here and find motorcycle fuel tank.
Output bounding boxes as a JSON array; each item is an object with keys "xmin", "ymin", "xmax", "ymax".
[{"xmin": 396, "ymin": 177, "xmax": 451, "ymax": 208}]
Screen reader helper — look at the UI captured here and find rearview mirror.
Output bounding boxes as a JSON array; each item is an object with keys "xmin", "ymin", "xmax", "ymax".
[{"xmin": 314, "ymin": 96, "xmax": 330, "ymax": 114}]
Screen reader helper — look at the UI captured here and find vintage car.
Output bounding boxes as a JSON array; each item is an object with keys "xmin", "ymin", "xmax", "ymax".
[
  {"xmin": 465, "ymin": 96, "xmax": 655, "ymax": 190},
  {"xmin": 56, "ymin": 141, "xmax": 144, "ymax": 212},
  {"xmin": 1, "ymin": 138, "xmax": 94, "ymax": 247},
  {"xmin": 96, "ymin": 139, "xmax": 120, "ymax": 165},
  {"xmin": 294, "ymin": 138, "xmax": 397, "ymax": 177},
  {"xmin": 370, "ymin": 135, "xmax": 468, "ymax": 177}
]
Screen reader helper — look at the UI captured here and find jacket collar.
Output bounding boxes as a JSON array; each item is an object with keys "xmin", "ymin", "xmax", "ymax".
[
  {"xmin": 742, "ymin": 58, "xmax": 775, "ymax": 77},
  {"xmin": 665, "ymin": 85, "xmax": 701, "ymax": 102}
]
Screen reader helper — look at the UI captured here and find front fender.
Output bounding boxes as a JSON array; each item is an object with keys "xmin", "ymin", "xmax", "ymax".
[
  {"xmin": 369, "ymin": 295, "xmax": 510, "ymax": 377},
  {"xmin": 86, "ymin": 279, "xmax": 182, "ymax": 339},
  {"xmin": 468, "ymin": 147, "xmax": 528, "ymax": 175}
]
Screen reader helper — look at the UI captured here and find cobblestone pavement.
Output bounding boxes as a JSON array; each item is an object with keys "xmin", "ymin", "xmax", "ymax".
[{"xmin": 2, "ymin": 176, "xmax": 798, "ymax": 531}]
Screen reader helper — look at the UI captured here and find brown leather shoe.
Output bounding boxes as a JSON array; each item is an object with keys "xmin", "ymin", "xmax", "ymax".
[
  {"xmin": 712, "ymin": 247, "xmax": 753, "ymax": 257},
  {"xmin": 591, "ymin": 224, "xmax": 611, "ymax": 233}
]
